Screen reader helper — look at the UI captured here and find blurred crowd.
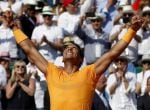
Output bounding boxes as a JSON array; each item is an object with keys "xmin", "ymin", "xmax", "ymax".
[{"xmin": 0, "ymin": 0, "xmax": 150, "ymax": 110}]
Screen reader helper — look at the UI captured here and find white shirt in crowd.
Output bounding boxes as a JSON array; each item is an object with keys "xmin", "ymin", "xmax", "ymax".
[
  {"xmin": 80, "ymin": 0, "xmax": 94, "ymax": 16},
  {"xmin": 138, "ymin": 30, "xmax": 150, "ymax": 55},
  {"xmin": 0, "ymin": 25, "xmax": 18, "ymax": 58},
  {"xmin": 58, "ymin": 12, "xmax": 80, "ymax": 35},
  {"xmin": 137, "ymin": 71, "xmax": 145, "ymax": 96},
  {"xmin": 141, "ymin": 70, "xmax": 150, "ymax": 95},
  {"xmin": 106, "ymin": 72, "xmax": 137, "ymax": 110},
  {"xmin": 26, "ymin": 63, "xmax": 47, "ymax": 109},
  {"xmin": 110, "ymin": 25, "xmax": 142, "ymax": 62},
  {"xmin": 31, "ymin": 24, "xmax": 63, "ymax": 62}
]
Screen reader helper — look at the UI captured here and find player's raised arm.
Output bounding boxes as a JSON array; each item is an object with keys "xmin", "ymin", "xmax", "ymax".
[
  {"xmin": 94, "ymin": 15, "xmax": 144, "ymax": 75},
  {"xmin": 4, "ymin": 11, "xmax": 48, "ymax": 74}
]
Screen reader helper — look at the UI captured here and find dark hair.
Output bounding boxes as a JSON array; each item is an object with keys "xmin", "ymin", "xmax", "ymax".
[{"xmin": 63, "ymin": 42, "xmax": 84, "ymax": 58}]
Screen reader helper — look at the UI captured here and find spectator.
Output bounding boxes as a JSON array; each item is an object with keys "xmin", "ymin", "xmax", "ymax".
[
  {"xmin": 26, "ymin": 58, "xmax": 47, "ymax": 110},
  {"xmin": 77, "ymin": 12, "xmax": 110, "ymax": 65},
  {"xmin": 138, "ymin": 6, "xmax": 150, "ymax": 55},
  {"xmin": 6, "ymin": 60, "xmax": 36, "ymax": 110},
  {"xmin": 96, "ymin": 0, "xmax": 119, "ymax": 33},
  {"xmin": 0, "ymin": 7, "xmax": 18, "ymax": 59},
  {"xmin": 110, "ymin": 5, "xmax": 142, "ymax": 72},
  {"xmin": 137, "ymin": 76, "xmax": 150, "ymax": 110},
  {"xmin": 0, "ymin": 52, "xmax": 8, "ymax": 110},
  {"xmin": 106, "ymin": 54, "xmax": 137, "ymax": 110},
  {"xmin": 139, "ymin": 54, "xmax": 150, "ymax": 94},
  {"xmin": 92, "ymin": 74, "xmax": 112, "ymax": 110},
  {"xmin": 136, "ymin": 54, "xmax": 150, "ymax": 95},
  {"xmin": 31, "ymin": 5, "xmax": 64, "ymax": 62},
  {"xmin": 58, "ymin": 0, "xmax": 81, "ymax": 35},
  {"xmin": 19, "ymin": 0, "xmax": 37, "ymax": 38}
]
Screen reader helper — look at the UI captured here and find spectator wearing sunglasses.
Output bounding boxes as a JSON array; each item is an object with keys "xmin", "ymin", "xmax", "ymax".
[
  {"xmin": 137, "ymin": 54, "xmax": 150, "ymax": 95},
  {"xmin": 6, "ymin": 60, "xmax": 36, "ymax": 110},
  {"xmin": 76, "ymin": 12, "xmax": 111, "ymax": 65},
  {"xmin": 31, "ymin": 6, "xmax": 64, "ymax": 62}
]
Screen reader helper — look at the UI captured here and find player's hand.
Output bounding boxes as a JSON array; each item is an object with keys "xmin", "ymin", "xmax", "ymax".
[{"xmin": 130, "ymin": 15, "xmax": 144, "ymax": 31}]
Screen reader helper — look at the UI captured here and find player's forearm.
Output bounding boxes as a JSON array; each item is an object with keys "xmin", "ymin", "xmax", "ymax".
[
  {"xmin": 95, "ymin": 28, "xmax": 136, "ymax": 74},
  {"xmin": 111, "ymin": 28, "xmax": 136, "ymax": 58},
  {"xmin": 12, "ymin": 28, "xmax": 48, "ymax": 74}
]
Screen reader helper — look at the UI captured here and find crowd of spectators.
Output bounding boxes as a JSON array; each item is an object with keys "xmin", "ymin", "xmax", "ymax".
[{"xmin": 0, "ymin": 0, "xmax": 150, "ymax": 110}]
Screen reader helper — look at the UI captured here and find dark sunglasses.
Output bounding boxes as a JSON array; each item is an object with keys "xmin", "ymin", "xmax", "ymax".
[
  {"xmin": 91, "ymin": 19, "xmax": 102, "ymax": 22},
  {"xmin": 142, "ymin": 61, "xmax": 150, "ymax": 65},
  {"xmin": 123, "ymin": 13, "xmax": 133, "ymax": 17},
  {"xmin": 15, "ymin": 65, "xmax": 25, "ymax": 69},
  {"xmin": 43, "ymin": 14, "xmax": 53, "ymax": 18},
  {"xmin": 142, "ymin": 12, "xmax": 150, "ymax": 16}
]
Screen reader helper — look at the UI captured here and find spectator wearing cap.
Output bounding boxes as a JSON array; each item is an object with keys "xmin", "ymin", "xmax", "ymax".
[
  {"xmin": 76, "ymin": 12, "xmax": 110, "ymax": 65},
  {"xmin": 138, "ymin": 6, "xmax": 150, "ymax": 55},
  {"xmin": 95, "ymin": 0, "xmax": 119, "ymax": 34},
  {"xmin": 58, "ymin": 0, "xmax": 81, "ymax": 35},
  {"xmin": 31, "ymin": 6, "xmax": 64, "ymax": 62},
  {"xmin": 136, "ymin": 54, "xmax": 150, "ymax": 96},
  {"xmin": 106, "ymin": 53, "xmax": 137, "ymax": 110},
  {"xmin": 0, "ymin": 8, "xmax": 18, "ymax": 59},
  {"xmin": 0, "ymin": 52, "xmax": 8, "ymax": 110},
  {"xmin": 110, "ymin": 5, "xmax": 142, "ymax": 73}
]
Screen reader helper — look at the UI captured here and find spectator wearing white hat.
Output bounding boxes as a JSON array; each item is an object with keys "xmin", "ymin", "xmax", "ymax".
[
  {"xmin": 136, "ymin": 54, "xmax": 150, "ymax": 95},
  {"xmin": 31, "ymin": 6, "xmax": 64, "ymax": 62},
  {"xmin": 0, "ymin": 8, "xmax": 18, "ymax": 59},
  {"xmin": 136, "ymin": 54, "xmax": 150, "ymax": 96},
  {"xmin": 76, "ymin": 12, "xmax": 110, "ymax": 65}
]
